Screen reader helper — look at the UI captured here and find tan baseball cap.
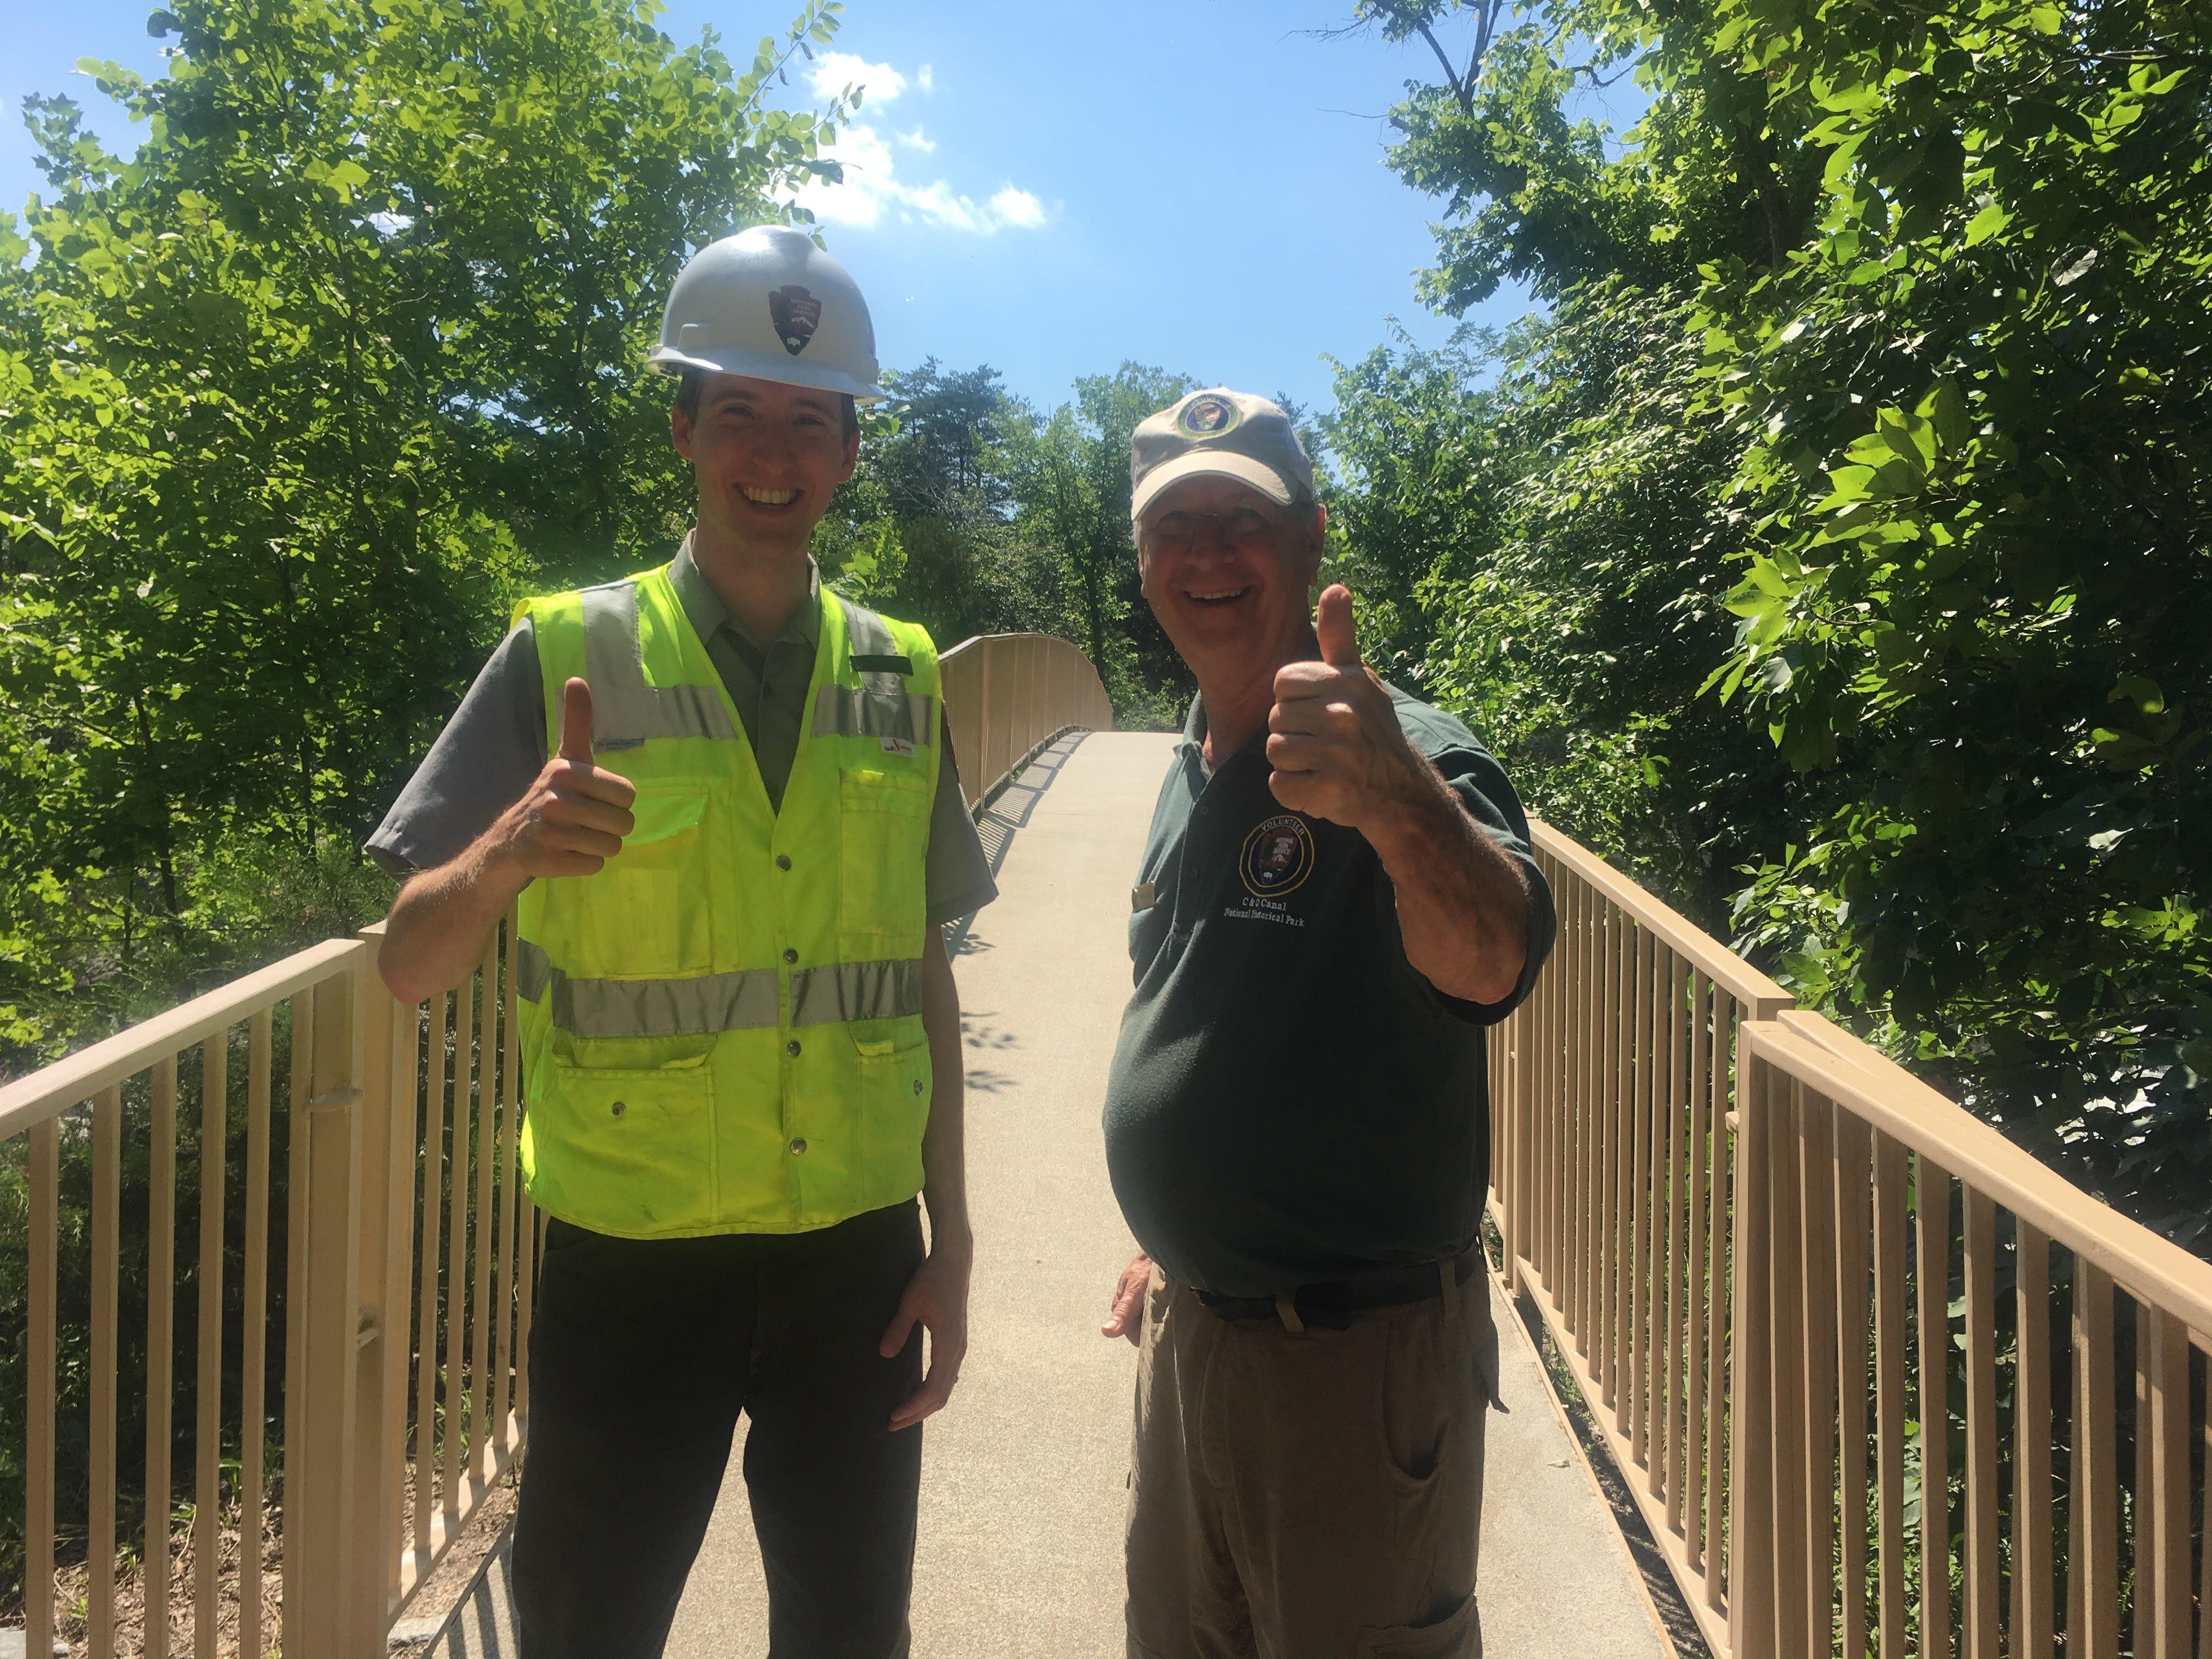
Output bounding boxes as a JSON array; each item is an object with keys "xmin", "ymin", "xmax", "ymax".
[{"xmin": 1129, "ymin": 388, "xmax": 1317, "ymax": 522}]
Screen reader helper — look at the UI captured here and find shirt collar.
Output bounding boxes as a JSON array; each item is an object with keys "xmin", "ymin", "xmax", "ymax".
[{"xmin": 668, "ymin": 531, "xmax": 822, "ymax": 653}]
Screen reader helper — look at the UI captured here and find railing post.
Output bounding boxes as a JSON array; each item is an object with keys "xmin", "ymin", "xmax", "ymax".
[
  {"xmin": 351, "ymin": 924, "xmax": 416, "ymax": 1648},
  {"xmin": 289, "ymin": 953, "xmax": 369, "ymax": 1654}
]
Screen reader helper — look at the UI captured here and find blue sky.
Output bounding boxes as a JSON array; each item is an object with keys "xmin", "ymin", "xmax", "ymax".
[{"xmin": 0, "ymin": 1, "xmax": 1650, "ymax": 420}]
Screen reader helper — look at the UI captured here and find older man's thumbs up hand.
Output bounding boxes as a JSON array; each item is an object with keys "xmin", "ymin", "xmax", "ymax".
[
  {"xmin": 1266, "ymin": 585, "xmax": 1421, "ymax": 831},
  {"xmin": 488, "ymin": 677, "xmax": 639, "ymax": 882}
]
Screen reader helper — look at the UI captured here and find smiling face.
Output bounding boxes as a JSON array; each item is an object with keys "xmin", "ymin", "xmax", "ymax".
[
  {"xmin": 1137, "ymin": 473, "xmax": 1325, "ymax": 687},
  {"xmin": 670, "ymin": 372, "xmax": 860, "ymax": 564}
]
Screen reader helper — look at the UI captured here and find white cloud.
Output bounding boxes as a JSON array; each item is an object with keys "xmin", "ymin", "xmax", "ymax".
[
  {"xmin": 795, "ymin": 117, "xmax": 1052, "ymax": 236},
  {"xmin": 809, "ymin": 52, "xmax": 905, "ymax": 107},
  {"xmin": 917, "ymin": 64, "xmax": 935, "ymax": 93},
  {"xmin": 989, "ymin": 187, "xmax": 1046, "ymax": 228}
]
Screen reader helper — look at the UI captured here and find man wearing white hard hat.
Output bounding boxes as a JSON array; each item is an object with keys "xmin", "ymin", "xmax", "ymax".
[
  {"xmin": 369, "ymin": 225, "xmax": 994, "ymax": 1657},
  {"xmin": 1097, "ymin": 390, "xmax": 1555, "ymax": 1656}
]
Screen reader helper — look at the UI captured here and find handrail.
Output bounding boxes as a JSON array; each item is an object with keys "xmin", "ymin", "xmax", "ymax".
[
  {"xmin": 1528, "ymin": 821, "xmax": 1790, "ymax": 1015},
  {"xmin": 0, "ymin": 936, "xmax": 363, "ymax": 1142},
  {"xmin": 1762, "ymin": 1009, "xmax": 2212, "ymax": 1342}
]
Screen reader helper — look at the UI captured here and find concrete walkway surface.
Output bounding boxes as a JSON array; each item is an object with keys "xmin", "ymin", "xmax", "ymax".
[{"xmin": 426, "ymin": 732, "xmax": 1672, "ymax": 1658}]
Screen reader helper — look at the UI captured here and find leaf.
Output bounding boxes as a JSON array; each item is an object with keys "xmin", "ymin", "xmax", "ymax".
[
  {"xmin": 2051, "ymin": 248, "xmax": 2099, "ymax": 287},
  {"xmin": 1962, "ymin": 201, "xmax": 2008, "ymax": 248}
]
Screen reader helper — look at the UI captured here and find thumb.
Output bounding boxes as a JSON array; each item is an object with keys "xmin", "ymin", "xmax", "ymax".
[
  {"xmin": 1315, "ymin": 583, "xmax": 1361, "ymax": 669},
  {"xmin": 558, "ymin": 677, "xmax": 595, "ymax": 766}
]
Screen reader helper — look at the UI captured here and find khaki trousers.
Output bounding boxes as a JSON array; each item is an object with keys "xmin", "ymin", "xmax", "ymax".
[{"xmin": 1125, "ymin": 1263, "xmax": 1498, "ymax": 1659}]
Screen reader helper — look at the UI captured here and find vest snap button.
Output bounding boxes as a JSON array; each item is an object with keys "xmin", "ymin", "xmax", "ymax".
[
  {"xmin": 788, "ymin": 1137, "xmax": 807, "ymax": 1155},
  {"xmin": 783, "ymin": 948, "xmax": 798, "ymax": 965},
  {"xmin": 775, "ymin": 854, "xmax": 792, "ymax": 871},
  {"xmin": 611, "ymin": 1100, "xmax": 626, "ymax": 1118},
  {"xmin": 786, "ymin": 1039, "xmax": 802, "ymax": 1058},
  {"xmin": 912, "ymin": 1080, "xmax": 923, "ymax": 1096}
]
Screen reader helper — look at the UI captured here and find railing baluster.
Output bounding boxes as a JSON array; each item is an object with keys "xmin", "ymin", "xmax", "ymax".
[
  {"xmin": 1874, "ymin": 1128, "xmax": 1909, "ymax": 1659},
  {"xmin": 1918, "ymin": 1153, "xmax": 1955, "ymax": 1659},
  {"xmin": 1661, "ymin": 946, "xmax": 1688, "ymax": 1519},
  {"xmin": 1771, "ymin": 1077, "xmax": 1813, "ymax": 1657},
  {"xmin": 2012, "ymin": 1220, "xmax": 2053, "ymax": 1659},
  {"xmin": 241, "ymin": 1012, "xmax": 273, "ymax": 1659},
  {"xmin": 416, "ymin": 988, "xmax": 445, "ymax": 1565},
  {"xmin": 2070, "ymin": 1261, "xmax": 2119, "ymax": 1659},
  {"xmin": 1728, "ymin": 1042, "xmax": 1777, "ymax": 1658},
  {"xmin": 195, "ymin": 1029, "xmax": 229, "ymax": 1657},
  {"xmin": 1630, "ymin": 926, "xmax": 1656, "ymax": 1467},
  {"xmin": 472, "ymin": 930, "xmax": 500, "ymax": 1483},
  {"xmin": 91, "ymin": 1082, "xmax": 122, "ymax": 1659},
  {"xmin": 1707, "ymin": 989, "xmax": 1733, "ymax": 1615},
  {"xmin": 1575, "ymin": 879, "xmax": 1595, "ymax": 1351},
  {"xmin": 27, "ymin": 1112, "xmax": 59, "ymax": 1659},
  {"xmin": 2141, "ymin": 1305, "xmax": 2190, "ymax": 1659},
  {"xmin": 280, "ymin": 990, "xmax": 314, "ymax": 1659},
  {"xmin": 444, "ymin": 980, "xmax": 471, "ymax": 1525},
  {"xmin": 1835, "ymin": 1109, "xmax": 1873, "ymax": 1659},
  {"xmin": 1686, "ymin": 970, "xmax": 1712, "ymax": 1576},
  {"xmin": 496, "ymin": 917, "xmax": 523, "ymax": 1442},
  {"xmin": 1962, "ymin": 1188, "xmax": 2000, "ymax": 1659},
  {"xmin": 148, "ymin": 1052, "xmax": 178, "ymax": 1659}
]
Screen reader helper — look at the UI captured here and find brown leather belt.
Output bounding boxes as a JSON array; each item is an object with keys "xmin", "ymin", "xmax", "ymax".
[{"xmin": 1193, "ymin": 1243, "xmax": 1485, "ymax": 1331}]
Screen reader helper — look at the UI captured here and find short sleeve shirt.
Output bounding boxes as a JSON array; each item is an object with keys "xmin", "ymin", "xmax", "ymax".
[
  {"xmin": 1100, "ymin": 684, "xmax": 1556, "ymax": 1299},
  {"xmin": 365, "ymin": 543, "xmax": 998, "ymax": 929}
]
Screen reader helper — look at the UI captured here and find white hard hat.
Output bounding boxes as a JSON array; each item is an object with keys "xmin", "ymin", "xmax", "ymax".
[{"xmin": 646, "ymin": 225, "xmax": 884, "ymax": 402}]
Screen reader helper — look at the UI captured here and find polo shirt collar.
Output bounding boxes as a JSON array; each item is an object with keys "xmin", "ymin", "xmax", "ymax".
[{"xmin": 668, "ymin": 531, "xmax": 822, "ymax": 654}]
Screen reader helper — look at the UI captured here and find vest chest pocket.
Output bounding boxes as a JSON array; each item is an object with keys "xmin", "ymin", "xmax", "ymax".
[
  {"xmin": 551, "ymin": 783, "xmax": 713, "ymax": 979},
  {"xmin": 838, "ymin": 766, "xmax": 932, "ymax": 940}
]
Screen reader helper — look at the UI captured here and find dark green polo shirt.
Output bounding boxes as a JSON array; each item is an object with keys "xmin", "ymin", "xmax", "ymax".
[{"xmin": 1101, "ymin": 685, "xmax": 1556, "ymax": 1299}]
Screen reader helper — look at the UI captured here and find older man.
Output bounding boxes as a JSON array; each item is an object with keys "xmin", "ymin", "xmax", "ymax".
[{"xmin": 1098, "ymin": 390, "xmax": 1555, "ymax": 1658}]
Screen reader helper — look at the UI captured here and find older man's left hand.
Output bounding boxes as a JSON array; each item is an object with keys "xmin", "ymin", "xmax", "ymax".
[{"xmin": 1266, "ymin": 585, "xmax": 1421, "ymax": 828}]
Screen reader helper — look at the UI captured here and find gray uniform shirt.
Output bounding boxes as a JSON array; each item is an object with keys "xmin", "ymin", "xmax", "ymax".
[{"xmin": 365, "ymin": 541, "xmax": 998, "ymax": 928}]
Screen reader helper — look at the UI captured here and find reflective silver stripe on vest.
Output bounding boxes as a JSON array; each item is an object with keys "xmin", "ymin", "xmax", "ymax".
[
  {"xmin": 514, "ymin": 939, "xmax": 780, "ymax": 1038},
  {"xmin": 578, "ymin": 581, "xmax": 742, "ymax": 748},
  {"xmin": 790, "ymin": 958, "xmax": 926, "ymax": 1028},
  {"xmin": 822, "ymin": 595, "xmax": 933, "ymax": 743},
  {"xmin": 516, "ymin": 941, "xmax": 922, "ymax": 1036},
  {"xmin": 811, "ymin": 686, "xmax": 936, "ymax": 744}
]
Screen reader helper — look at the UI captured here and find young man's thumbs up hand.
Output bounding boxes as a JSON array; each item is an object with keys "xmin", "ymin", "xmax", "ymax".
[
  {"xmin": 1265, "ymin": 585, "xmax": 1422, "ymax": 832},
  {"xmin": 488, "ymin": 676, "xmax": 640, "ymax": 882}
]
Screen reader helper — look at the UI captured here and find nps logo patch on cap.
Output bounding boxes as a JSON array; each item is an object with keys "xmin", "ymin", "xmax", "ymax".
[
  {"xmin": 1240, "ymin": 815, "xmax": 1316, "ymax": 898},
  {"xmin": 1177, "ymin": 394, "xmax": 1241, "ymax": 438},
  {"xmin": 768, "ymin": 284, "xmax": 822, "ymax": 356}
]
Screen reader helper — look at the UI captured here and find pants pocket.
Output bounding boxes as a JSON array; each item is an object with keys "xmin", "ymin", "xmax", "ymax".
[{"xmin": 1360, "ymin": 1590, "xmax": 1481, "ymax": 1658}]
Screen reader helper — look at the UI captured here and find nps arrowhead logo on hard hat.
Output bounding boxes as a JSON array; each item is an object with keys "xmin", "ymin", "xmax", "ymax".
[{"xmin": 768, "ymin": 284, "xmax": 822, "ymax": 356}]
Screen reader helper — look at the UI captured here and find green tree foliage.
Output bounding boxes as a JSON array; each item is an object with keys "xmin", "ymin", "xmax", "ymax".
[
  {"xmin": 0, "ymin": 0, "xmax": 853, "ymax": 1066},
  {"xmin": 822, "ymin": 358, "xmax": 1198, "ymax": 729},
  {"xmin": 1331, "ymin": 0, "xmax": 2212, "ymax": 1243}
]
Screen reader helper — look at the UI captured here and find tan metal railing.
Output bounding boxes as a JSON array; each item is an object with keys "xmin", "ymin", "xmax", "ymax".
[
  {"xmin": 939, "ymin": 631, "xmax": 1115, "ymax": 809},
  {"xmin": 3, "ymin": 631, "xmax": 1105, "ymax": 1652},
  {"xmin": 3, "ymin": 918, "xmax": 536, "ymax": 1656},
  {"xmin": 1490, "ymin": 819, "xmax": 2212, "ymax": 1659}
]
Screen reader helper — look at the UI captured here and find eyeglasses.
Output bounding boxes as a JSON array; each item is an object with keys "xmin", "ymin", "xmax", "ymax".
[{"xmin": 1142, "ymin": 506, "xmax": 1279, "ymax": 547}]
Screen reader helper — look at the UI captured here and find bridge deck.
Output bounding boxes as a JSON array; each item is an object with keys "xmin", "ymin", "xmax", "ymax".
[{"xmin": 428, "ymin": 732, "xmax": 1671, "ymax": 1657}]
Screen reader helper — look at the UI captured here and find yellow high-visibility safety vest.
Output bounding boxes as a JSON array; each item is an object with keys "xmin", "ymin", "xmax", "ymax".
[{"xmin": 512, "ymin": 562, "xmax": 943, "ymax": 1238}]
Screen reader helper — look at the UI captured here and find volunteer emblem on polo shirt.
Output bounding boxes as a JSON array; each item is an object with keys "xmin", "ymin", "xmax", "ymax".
[
  {"xmin": 1240, "ymin": 815, "xmax": 1315, "ymax": 898},
  {"xmin": 769, "ymin": 284, "xmax": 822, "ymax": 356},
  {"xmin": 1178, "ymin": 394, "xmax": 1240, "ymax": 438}
]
